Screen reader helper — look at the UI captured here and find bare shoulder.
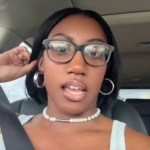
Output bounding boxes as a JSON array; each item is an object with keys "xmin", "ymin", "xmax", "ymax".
[
  {"xmin": 96, "ymin": 115, "xmax": 114, "ymax": 130},
  {"xmin": 126, "ymin": 127, "xmax": 150, "ymax": 150}
]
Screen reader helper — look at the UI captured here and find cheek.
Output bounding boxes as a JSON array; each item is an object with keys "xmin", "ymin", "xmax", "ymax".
[
  {"xmin": 43, "ymin": 64, "xmax": 63, "ymax": 103},
  {"xmin": 89, "ymin": 67, "xmax": 106, "ymax": 93},
  {"xmin": 42, "ymin": 58, "xmax": 66, "ymax": 98},
  {"xmin": 41, "ymin": 56, "xmax": 58, "ymax": 89},
  {"xmin": 43, "ymin": 62, "xmax": 59, "ymax": 88}
]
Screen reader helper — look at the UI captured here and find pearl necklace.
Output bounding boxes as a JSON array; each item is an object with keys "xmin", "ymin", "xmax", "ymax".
[{"xmin": 42, "ymin": 107, "xmax": 100, "ymax": 123}]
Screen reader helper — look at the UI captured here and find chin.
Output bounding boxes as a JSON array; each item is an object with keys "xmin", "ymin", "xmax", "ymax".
[{"xmin": 60, "ymin": 104, "xmax": 86, "ymax": 116}]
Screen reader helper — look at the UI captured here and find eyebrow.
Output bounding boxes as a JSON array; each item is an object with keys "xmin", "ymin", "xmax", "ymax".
[
  {"xmin": 51, "ymin": 33, "xmax": 73, "ymax": 41},
  {"xmin": 87, "ymin": 38, "xmax": 106, "ymax": 43},
  {"xmin": 51, "ymin": 33, "xmax": 106, "ymax": 43}
]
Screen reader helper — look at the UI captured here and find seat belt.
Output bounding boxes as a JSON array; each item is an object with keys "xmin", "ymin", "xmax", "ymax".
[{"xmin": 0, "ymin": 86, "xmax": 34, "ymax": 150}]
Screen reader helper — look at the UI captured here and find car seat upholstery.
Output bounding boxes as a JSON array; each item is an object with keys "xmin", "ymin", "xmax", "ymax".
[
  {"xmin": 126, "ymin": 99, "xmax": 150, "ymax": 135},
  {"xmin": 11, "ymin": 98, "xmax": 148, "ymax": 135}
]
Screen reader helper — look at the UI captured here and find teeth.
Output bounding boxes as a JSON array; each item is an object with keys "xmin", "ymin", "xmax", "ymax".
[{"xmin": 67, "ymin": 86, "xmax": 83, "ymax": 90}]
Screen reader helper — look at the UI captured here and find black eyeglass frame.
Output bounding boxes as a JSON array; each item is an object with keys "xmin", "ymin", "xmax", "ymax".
[{"xmin": 42, "ymin": 39, "xmax": 114, "ymax": 67}]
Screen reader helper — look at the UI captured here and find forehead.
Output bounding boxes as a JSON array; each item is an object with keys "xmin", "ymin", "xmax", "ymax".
[{"xmin": 48, "ymin": 14, "xmax": 107, "ymax": 43}]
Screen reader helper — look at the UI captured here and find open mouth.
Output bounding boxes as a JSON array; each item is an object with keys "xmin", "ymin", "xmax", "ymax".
[{"xmin": 61, "ymin": 80, "xmax": 87, "ymax": 102}]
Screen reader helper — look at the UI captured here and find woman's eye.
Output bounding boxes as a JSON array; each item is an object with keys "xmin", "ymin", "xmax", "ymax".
[
  {"xmin": 55, "ymin": 46, "xmax": 67, "ymax": 53},
  {"xmin": 50, "ymin": 42, "xmax": 68, "ymax": 53},
  {"xmin": 90, "ymin": 50, "xmax": 99, "ymax": 57},
  {"xmin": 84, "ymin": 44, "xmax": 108, "ymax": 61},
  {"xmin": 86, "ymin": 46, "xmax": 105, "ymax": 58}
]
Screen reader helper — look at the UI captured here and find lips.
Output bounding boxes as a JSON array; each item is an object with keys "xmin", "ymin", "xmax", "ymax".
[{"xmin": 61, "ymin": 80, "xmax": 87, "ymax": 102}]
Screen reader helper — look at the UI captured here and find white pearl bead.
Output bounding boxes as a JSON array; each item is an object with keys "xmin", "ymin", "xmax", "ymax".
[{"xmin": 43, "ymin": 107, "xmax": 101, "ymax": 123}]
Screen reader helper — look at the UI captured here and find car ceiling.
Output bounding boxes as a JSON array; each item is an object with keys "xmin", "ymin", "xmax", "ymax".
[{"xmin": 0, "ymin": 0, "xmax": 150, "ymax": 88}]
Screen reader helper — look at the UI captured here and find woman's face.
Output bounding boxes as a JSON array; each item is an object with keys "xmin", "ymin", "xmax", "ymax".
[{"xmin": 39, "ymin": 15, "xmax": 107, "ymax": 116}]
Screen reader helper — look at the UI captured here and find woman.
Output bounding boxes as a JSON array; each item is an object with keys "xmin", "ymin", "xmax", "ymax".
[
  {"xmin": 0, "ymin": 46, "xmax": 37, "ymax": 82},
  {"xmin": 1, "ymin": 8, "xmax": 150, "ymax": 150}
]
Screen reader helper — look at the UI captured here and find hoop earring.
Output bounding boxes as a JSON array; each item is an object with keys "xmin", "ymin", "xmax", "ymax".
[
  {"xmin": 33, "ymin": 71, "xmax": 44, "ymax": 88},
  {"xmin": 99, "ymin": 78, "xmax": 114, "ymax": 95}
]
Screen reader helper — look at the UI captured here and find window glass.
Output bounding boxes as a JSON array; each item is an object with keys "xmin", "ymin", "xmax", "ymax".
[
  {"xmin": 0, "ymin": 42, "xmax": 31, "ymax": 103},
  {"xmin": 0, "ymin": 76, "xmax": 27, "ymax": 102},
  {"xmin": 119, "ymin": 89, "xmax": 150, "ymax": 101}
]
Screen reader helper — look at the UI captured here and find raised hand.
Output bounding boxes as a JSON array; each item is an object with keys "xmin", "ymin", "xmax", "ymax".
[{"xmin": 0, "ymin": 46, "xmax": 37, "ymax": 82}]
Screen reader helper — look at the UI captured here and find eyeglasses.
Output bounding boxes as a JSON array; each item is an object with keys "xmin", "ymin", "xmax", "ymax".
[{"xmin": 42, "ymin": 39, "xmax": 114, "ymax": 67}]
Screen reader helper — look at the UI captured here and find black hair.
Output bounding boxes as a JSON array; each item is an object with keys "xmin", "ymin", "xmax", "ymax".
[{"xmin": 25, "ymin": 7, "xmax": 120, "ymax": 109}]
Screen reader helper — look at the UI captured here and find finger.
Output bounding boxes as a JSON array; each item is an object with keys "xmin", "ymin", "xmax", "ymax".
[
  {"xmin": 9, "ymin": 46, "xmax": 28, "ymax": 55},
  {"xmin": 18, "ymin": 53, "xmax": 29, "ymax": 62},
  {"xmin": 22, "ymin": 51, "xmax": 30, "ymax": 60},
  {"xmin": 18, "ymin": 60, "xmax": 37, "ymax": 76},
  {"xmin": 15, "ymin": 51, "xmax": 31, "ymax": 65},
  {"xmin": 4, "ymin": 46, "xmax": 30, "ymax": 65}
]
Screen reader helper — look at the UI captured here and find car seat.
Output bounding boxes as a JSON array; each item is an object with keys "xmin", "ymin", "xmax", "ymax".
[{"xmin": 126, "ymin": 99, "xmax": 150, "ymax": 135}]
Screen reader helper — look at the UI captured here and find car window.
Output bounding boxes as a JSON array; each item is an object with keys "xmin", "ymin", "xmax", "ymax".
[
  {"xmin": 0, "ymin": 76, "xmax": 27, "ymax": 102},
  {"xmin": 119, "ymin": 89, "xmax": 150, "ymax": 100},
  {"xmin": 0, "ymin": 42, "xmax": 31, "ymax": 102}
]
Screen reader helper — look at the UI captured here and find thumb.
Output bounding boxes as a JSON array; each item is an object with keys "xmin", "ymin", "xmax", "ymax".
[{"xmin": 19, "ymin": 60, "xmax": 37, "ymax": 76}]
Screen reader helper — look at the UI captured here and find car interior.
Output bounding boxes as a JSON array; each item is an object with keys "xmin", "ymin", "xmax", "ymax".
[{"xmin": 0, "ymin": 0, "xmax": 150, "ymax": 136}]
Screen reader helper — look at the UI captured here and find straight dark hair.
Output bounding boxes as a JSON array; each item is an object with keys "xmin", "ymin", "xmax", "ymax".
[{"xmin": 25, "ymin": 7, "xmax": 120, "ymax": 109}]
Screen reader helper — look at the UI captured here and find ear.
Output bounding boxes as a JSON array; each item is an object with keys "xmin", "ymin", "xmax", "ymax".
[{"xmin": 38, "ymin": 56, "xmax": 44, "ymax": 73}]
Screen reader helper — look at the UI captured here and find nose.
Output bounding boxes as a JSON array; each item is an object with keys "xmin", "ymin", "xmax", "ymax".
[{"xmin": 67, "ymin": 51, "xmax": 87, "ymax": 75}]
